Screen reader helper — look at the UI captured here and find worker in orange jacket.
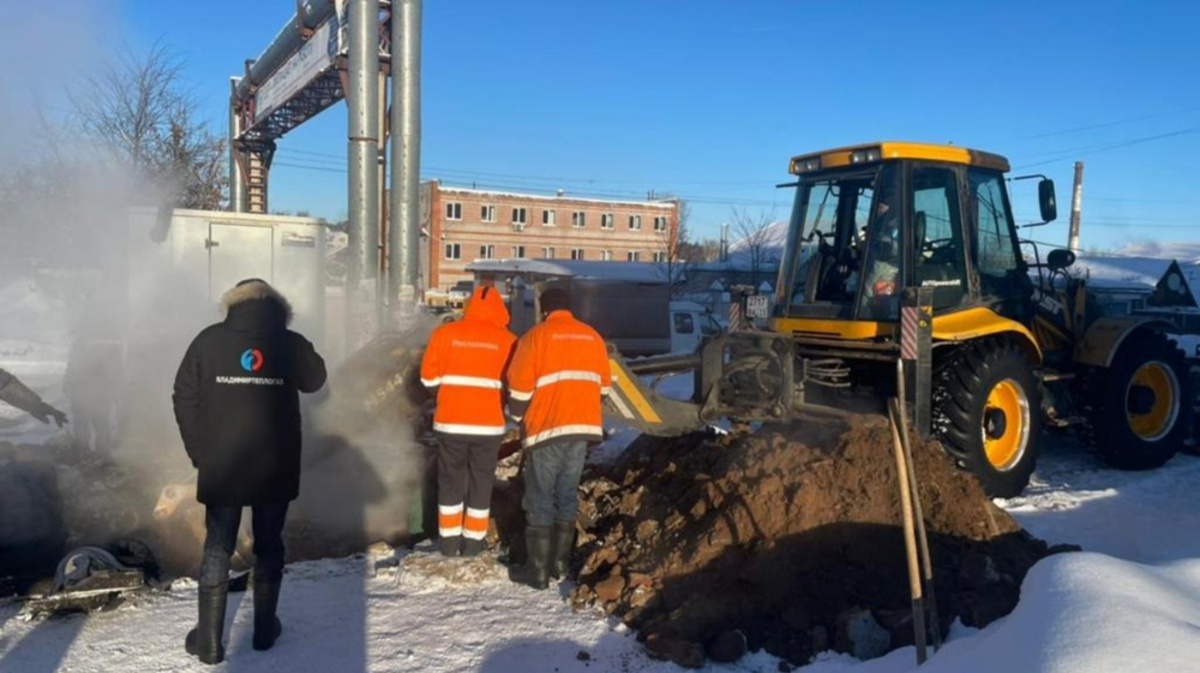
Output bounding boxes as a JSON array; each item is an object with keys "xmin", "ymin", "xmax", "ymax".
[
  {"xmin": 506, "ymin": 287, "xmax": 611, "ymax": 589},
  {"xmin": 420, "ymin": 286, "xmax": 516, "ymax": 557}
]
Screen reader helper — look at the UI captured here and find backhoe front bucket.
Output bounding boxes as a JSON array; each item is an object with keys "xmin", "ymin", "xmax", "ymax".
[{"xmin": 604, "ymin": 347, "xmax": 706, "ymax": 437}]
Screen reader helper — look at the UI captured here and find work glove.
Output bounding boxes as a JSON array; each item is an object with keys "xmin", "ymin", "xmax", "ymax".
[{"xmin": 31, "ymin": 402, "xmax": 68, "ymax": 427}]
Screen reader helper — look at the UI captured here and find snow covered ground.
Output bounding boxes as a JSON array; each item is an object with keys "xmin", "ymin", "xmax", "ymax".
[
  {"xmin": 0, "ymin": 546, "xmax": 794, "ymax": 673},
  {"xmin": 4, "ymin": 430, "xmax": 1200, "ymax": 672}
]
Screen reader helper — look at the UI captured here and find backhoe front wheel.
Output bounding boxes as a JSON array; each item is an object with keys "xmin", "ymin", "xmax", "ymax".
[
  {"xmin": 1087, "ymin": 331, "xmax": 1190, "ymax": 470},
  {"xmin": 935, "ymin": 340, "xmax": 1043, "ymax": 498}
]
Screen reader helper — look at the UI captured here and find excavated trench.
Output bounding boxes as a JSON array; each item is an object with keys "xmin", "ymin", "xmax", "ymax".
[{"xmin": 495, "ymin": 417, "xmax": 1073, "ymax": 667}]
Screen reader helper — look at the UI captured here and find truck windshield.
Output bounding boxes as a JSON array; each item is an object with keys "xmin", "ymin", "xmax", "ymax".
[{"xmin": 775, "ymin": 167, "xmax": 880, "ymax": 313}]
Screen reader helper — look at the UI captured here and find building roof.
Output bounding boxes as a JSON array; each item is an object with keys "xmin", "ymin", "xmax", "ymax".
[
  {"xmin": 789, "ymin": 141, "xmax": 1010, "ymax": 174},
  {"xmin": 430, "ymin": 184, "xmax": 678, "ymax": 210},
  {"xmin": 1073, "ymin": 253, "xmax": 1200, "ymax": 306}
]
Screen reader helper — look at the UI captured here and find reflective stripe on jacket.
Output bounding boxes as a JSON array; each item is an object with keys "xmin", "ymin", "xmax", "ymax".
[
  {"xmin": 507, "ymin": 310, "xmax": 611, "ymax": 449},
  {"xmin": 420, "ymin": 287, "xmax": 516, "ymax": 437}
]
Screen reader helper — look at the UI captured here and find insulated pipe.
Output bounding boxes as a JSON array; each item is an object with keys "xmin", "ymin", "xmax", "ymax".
[
  {"xmin": 232, "ymin": 0, "xmax": 338, "ymax": 104},
  {"xmin": 390, "ymin": 0, "xmax": 423, "ymax": 314},
  {"xmin": 347, "ymin": 0, "xmax": 380, "ymax": 291},
  {"xmin": 228, "ymin": 78, "xmax": 246, "ymax": 213}
]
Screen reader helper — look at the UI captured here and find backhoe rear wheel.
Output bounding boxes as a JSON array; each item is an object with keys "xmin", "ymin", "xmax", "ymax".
[
  {"xmin": 935, "ymin": 340, "xmax": 1043, "ymax": 498},
  {"xmin": 1086, "ymin": 330, "xmax": 1190, "ymax": 470}
]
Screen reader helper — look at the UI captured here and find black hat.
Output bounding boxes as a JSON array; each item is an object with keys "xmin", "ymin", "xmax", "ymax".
[{"xmin": 539, "ymin": 287, "xmax": 571, "ymax": 314}]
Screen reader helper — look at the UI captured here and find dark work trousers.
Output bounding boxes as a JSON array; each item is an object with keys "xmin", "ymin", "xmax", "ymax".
[
  {"xmin": 199, "ymin": 503, "xmax": 289, "ymax": 588},
  {"xmin": 522, "ymin": 440, "xmax": 588, "ymax": 528},
  {"xmin": 437, "ymin": 435, "xmax": 501, "ymax": 541}
]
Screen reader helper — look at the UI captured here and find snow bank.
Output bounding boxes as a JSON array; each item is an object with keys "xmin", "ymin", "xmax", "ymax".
[
  {"xmin": 925, "ymin": 553, "xmax": 1200, "ymax": 673},
  {"xmin": 802, "ymin": 553, "xmax": 1200, "ymax": 673}
]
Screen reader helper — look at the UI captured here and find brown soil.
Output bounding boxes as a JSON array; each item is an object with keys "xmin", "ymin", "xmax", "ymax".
[{"xmin": 564, "ymin": 417, "xmax": 1061, "ymax": 666}]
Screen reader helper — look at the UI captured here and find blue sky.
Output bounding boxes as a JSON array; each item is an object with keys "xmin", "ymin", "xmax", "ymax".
[{"xmin": 110, "ymin": 0, "xmax": 1200, "ymax": 248}]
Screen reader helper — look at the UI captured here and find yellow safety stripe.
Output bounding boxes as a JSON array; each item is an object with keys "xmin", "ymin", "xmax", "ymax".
[{"xmin": 609, "ymin": 360, "xmax": 662, "ymax": 424}]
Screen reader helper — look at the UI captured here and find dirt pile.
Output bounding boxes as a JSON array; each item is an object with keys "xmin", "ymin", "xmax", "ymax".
[{"xmin": 567, "ymin": 418, "xmax": 1067, "ymax": 666}]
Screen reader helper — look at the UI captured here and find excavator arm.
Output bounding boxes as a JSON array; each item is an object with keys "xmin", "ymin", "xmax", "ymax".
[
  {"xmin": 603, "ymin": 332, "xmax": 800, "ymax": 437},
  {"xmin": 604, "ymin": 349, "xmax": 707, "ymax": 437}
]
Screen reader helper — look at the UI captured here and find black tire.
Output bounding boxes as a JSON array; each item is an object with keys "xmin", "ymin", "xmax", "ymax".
[
  {"xmin": 934, "ymin": 339, "xmax": 1043, "ymax": 498},
  {"xmin": 1086, "ymin": 330, "xmax": 1191, "ymax": 470}
]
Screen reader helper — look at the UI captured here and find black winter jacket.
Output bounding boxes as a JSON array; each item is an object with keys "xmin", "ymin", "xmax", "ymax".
[{"xmin": 172, "ymin": 281, "xmax": 326, "ymax": 506}]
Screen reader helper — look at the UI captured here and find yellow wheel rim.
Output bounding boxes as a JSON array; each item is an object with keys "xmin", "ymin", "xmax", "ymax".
[
  {"xmin": 1126, "ymin": 361, "xmax": 1179, "ymax": 442},
  {"xmin": 982, "ymin": 379, "xmax": 1031, "ymax": 471}
]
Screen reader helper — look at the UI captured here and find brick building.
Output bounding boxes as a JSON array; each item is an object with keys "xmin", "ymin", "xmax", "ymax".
[{"xmin": 420, "ymin": 182, "xmax": 680, "ymax": 291}]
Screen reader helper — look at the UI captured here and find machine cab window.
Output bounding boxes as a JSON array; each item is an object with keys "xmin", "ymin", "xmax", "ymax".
[
  {"xmin": 911, "ymin": 166, "xmax": 968, "ymax": 309},
  {"xmin": 777, "ymin": 163, "xmax": 901, "ymax": 320},
  {"xmin": 968, "ymin": 169, "xmax": 1023, "ymax": 297}
]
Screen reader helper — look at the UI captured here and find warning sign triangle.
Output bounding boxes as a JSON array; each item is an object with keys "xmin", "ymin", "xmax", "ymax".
[{"xmin": 1151, "ymin": 260, "xmax": 1198, "ymax": 308}]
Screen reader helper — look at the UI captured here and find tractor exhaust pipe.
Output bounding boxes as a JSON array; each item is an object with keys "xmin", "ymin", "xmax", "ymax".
[{"xmin": 1068, "ymin": 161, "xmax": 1084, "ymax": 254}]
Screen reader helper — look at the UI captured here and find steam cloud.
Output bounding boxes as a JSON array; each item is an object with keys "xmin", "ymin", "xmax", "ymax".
[{"xmin": 0, "ymin": 6, "xmax": 433, "ymax": 581}]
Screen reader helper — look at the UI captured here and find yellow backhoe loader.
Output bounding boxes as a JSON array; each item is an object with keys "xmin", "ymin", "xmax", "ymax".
[{"xmin": 604, "ymin": 142, "xmax": 1193, "ymax": 496}]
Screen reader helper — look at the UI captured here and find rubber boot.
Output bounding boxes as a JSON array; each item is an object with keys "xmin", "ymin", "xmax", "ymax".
[
  {"xmin": 185, "ymin": 584, "xmax": 228, "ymax": 665},
  {"xmin": 509, "ymin": 526, "xmax": 551, "ymax": 590},
  {"xmin": 548, "ymin": 521, "xmax": 575, "ymax": 580},
  {"xmin": 252, "ymin": 577, "xmax": 283, "ymax": 651},
  {"xmin": 439, "ymin": 536, "xmax": 462, "ymax": 558},
  {"xmin": 461, "ymin": 538, "xmax": 486, "ymax": 558}
]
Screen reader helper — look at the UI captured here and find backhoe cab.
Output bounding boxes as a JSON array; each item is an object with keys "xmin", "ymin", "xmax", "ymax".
[{"xmin": 608, "ymin": 142, "xmax": 1193, "ymax": 497}]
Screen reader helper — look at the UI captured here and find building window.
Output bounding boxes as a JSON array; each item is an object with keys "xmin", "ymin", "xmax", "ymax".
[
  {"xmin": 446, "ymin": 202, "xmax": 462, "ymax": 221},
  {"xmin": 512, "ymin": 207, "xmax": 527, "ymax": 224},
  {"xmin": 542, "ymin": 209, "xmax": 557, "ymax": 226},
  {"xmin": 481, "ymin": 205, "xmax": 496, "ymax": 222},
  {"xmin": 480, "ymin": 244, "xmax": 495, "ymax": 259},
  {"xmin": 444, "ymin": 243, "xmax": 461, "ymax": 260},
  {"xmin": 629, "ymin": 215, "xmax": 642, "ymax": 230},
  {"xmin": 572, "ymin": 211, "xmax": 586, "ymax": 228},
  {"xmin": 601, "ymin": 250, "xmax": 613, "ymax": 261},
  {"xmin": 571, "ymin": 248, "xmax": 585, "ymax": 260},
  {"xmin": 654, "ymin": 216, "xmax": 668, "ymax": 232},
  {"xmin": 542, "ymin": 247, "xmax": 556, "ymax": 260},
  {"xmin": 653, "ymin": 251, "xmax": 666, "ymax": 263},
  {"xmin": 512, "ymin": 245, "xmax": 526, "ymax": 259},
  {"xmin": 601, "ymin": 213, "xmax": 614, "ymax": 229},
  {"xmin": 627, "ymin": 251, "xmax": 640, "ymax": 262}
]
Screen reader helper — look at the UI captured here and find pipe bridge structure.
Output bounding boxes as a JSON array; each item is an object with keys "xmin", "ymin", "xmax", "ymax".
[{"xmin": 229, "ymin": 0, "xmax": 423, "ymax": 324}]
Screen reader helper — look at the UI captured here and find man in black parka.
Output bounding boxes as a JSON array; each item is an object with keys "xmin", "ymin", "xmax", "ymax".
[{"xmin": 173, "ymin": 278, "xmax": 326, "ymax": 665}]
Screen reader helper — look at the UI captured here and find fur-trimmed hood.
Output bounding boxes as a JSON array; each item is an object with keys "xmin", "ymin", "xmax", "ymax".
[{"xmin": 220, "ymin": 279, "xmax": 293, "ymax": 327}]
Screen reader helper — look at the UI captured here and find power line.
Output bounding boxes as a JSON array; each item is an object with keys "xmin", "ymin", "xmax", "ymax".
[
  {"xmin": 1020, "ymin": 108, "xmax": 1199, "ymax": 140},
  {"xmin": 1013, "ymin": 125, "xmax": 1200, "ymax": 170}
]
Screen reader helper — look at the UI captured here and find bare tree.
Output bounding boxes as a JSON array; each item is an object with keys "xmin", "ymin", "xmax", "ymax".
[
  {"xmin": 655, "ymin": 199, "xmax": 693, "ymax": 296},
  {"xmin": 70, "ymin": 43, "xmax": 227, "ymax": 209},
  {"xmin": 730, "ymin": 208, "xmax": 779, "ymax": 285}
]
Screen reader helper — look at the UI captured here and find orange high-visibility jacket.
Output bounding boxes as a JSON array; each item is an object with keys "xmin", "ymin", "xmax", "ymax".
[
  {"xmin": 420, "ymin": 287, "xmax": 516, "ymax": 437},
  {"xmin": 507, "ymin": 310, "xmax": 611, "ymax": 449}
]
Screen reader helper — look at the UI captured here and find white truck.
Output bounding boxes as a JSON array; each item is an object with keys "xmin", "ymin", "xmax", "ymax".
[{"xmin": 464, "ymin": 259, "xmax": 724, "ymax": 356}]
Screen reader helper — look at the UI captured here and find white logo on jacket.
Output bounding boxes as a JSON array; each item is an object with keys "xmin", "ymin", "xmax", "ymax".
[
  {"xmin": 550, "ymin": 333, "xmax": 596, "ymax": 342},
  {"xmin": 216, "ymin": 376, "xmax": 284, "ymax": 386},
  {"xmin": 451, "ymin": 339, "xmax": 501, "ymax": 350}
]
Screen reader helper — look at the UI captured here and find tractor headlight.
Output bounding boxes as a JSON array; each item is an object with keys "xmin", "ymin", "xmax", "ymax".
[
  {"xmin": 850, "ymin": 147, "xmax": 883, "ymax": 164},
  {"xmin": 791, "ymin": 157, "xmax": 822, "ymax": 174}
]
